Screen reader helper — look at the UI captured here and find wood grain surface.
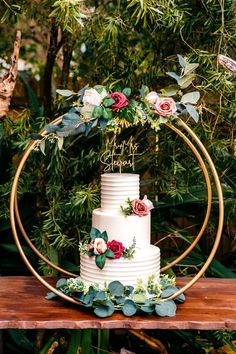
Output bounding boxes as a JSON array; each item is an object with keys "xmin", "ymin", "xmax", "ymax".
[{"xmin": 0, "ymin": 277, "xmax": 235, "ymax": 330}]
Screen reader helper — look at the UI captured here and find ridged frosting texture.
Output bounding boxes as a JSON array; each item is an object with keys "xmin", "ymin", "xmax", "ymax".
[
  {"xmin": 101, "ymin": 173, "xmax": 139, "ymax": 212},
  {"xmin": 80, "ymin": 245, "xmax": 160, "ymax": 286}
]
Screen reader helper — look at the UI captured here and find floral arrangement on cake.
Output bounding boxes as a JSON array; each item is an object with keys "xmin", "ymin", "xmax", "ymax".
[
  {"xmin": 40, "ymin": 55, "xmax": 200, "ymax": 144},
  {"xmin": 121, "ymin": 195, "xmax": 154, "ymax": 216},
  {"xmin": 80, "ymin": 227, "xmax": 136, "ymax": 269},
  {"xmin": 47, "ymin": 274, "xmax": 185, "ymax": 318}
]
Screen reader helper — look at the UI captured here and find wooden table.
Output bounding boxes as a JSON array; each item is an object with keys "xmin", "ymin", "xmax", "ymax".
[{"xmin": 0, "ymin": 276, "xmax": 235, "ymax": 330}]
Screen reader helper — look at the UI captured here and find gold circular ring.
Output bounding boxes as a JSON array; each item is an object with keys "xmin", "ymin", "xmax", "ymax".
[{"xmin": 10, "ymin": 118, "xmax": 224, "ymax": 304}]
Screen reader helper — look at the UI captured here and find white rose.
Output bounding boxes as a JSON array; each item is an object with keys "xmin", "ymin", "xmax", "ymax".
[
  {"xmin": 142, "ymin": 195, "xmax": 154, "ymax": 210},
  {"xmin": 82, "ymin": 88, "xmax": 107, "ymax": 106},
  {"xmin": 145, "ymin": 91, "xmax": 159, "ymax": 104},
  {"xmin": 93, "ymin": 238, "xmax": 107, "ymax": 255}
]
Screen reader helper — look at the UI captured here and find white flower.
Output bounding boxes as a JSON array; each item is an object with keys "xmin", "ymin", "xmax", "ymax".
[
  {"xmin": 93, "ymin": 238, "xmax": 107, "ymax": 255},
  {"xmin": 145, "ymin": 91, "xmax": 159, "ymax": 104},
  {"xmin": 142, "ymin": 195, "xmax": 154, "ymax": 210},
  {"xmin": 83, "ymin": 88, "xmax": 107, "ymax": 106}
]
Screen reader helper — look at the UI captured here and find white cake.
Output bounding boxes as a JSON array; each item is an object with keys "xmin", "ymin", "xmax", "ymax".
[{"xmin": 80, "ymin": 173, "xmax": 160, "ymax": 286}]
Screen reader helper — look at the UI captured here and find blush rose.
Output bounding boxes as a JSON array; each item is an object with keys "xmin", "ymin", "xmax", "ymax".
[
  {"xmin": 93, "ymin": 238, "xmax": 107, "ymax": 255},
  {"xmin": 83, "ymin": 88, "xmax": 107, "ymax": 106},
  {"xmin": 110, "ymin": 92, "xmax": 129, "ymax": 110},
  {"xmin": 154, "ymin": 97, "xmax": 177, "ymax": 117},
  {"xmin": 131, "ymin": 199, "xmax": 149, "ymax": 216},
  {"xmin": 107, "ymin": 240, "xmax": 125, "ymax": 259},
  {"xmin": 145, "ymin": 91, "xmax": 159, "ymax": 104}
]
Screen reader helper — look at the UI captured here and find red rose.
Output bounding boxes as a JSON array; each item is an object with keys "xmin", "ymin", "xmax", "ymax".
[
  {"xmin": 154, "ymin": 97, "xmax": 177, "ymax": 117},
  {"xmin": 110, "ymin": 92, "xmax": 129, "ymax": 110},
  {"xmin": 131, "ymin": 199, "xmax": 149, "ymax": 216},
  {"xmin": 107, "ymin": 240, "xmax": 125, "ymax": 259}
]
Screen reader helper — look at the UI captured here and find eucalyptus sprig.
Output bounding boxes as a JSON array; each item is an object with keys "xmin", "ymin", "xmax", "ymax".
[{"xmin": 47, "ymin": 274, "xmax": 185, "ymax": 318}]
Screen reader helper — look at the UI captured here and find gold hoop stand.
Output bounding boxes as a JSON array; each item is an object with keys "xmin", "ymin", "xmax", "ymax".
[{"xmin": 10, "ymin": 118, "xmax": 224, "ymax": 304}]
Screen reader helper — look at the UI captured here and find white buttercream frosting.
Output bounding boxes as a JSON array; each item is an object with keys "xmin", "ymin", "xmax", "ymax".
[
  {"xmin": 80, "ymin": 245, "xmax": 160, "ymax": 286},
  {"xmin": 80, "ymin": 173, "xmax": 160, "ymax": 285},
  {"xmin": 101, "ymin": 173, "xmax": 139, "ymax": 213}
]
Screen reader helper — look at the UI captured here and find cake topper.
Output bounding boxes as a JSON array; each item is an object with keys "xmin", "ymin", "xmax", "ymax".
[{"xmin": 100, "ymin": 135, "xmax": 142, "ymax": 172}]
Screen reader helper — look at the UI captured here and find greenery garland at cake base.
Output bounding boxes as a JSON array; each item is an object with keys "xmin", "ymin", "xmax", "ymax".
[{"xmin": 46, "ymin": 274, "xmax": 185, "ymax": 318}]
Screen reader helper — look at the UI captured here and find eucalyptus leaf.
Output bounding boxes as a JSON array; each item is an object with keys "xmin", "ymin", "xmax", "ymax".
[
  {"xmin": 122, "ymin": 87, "xmax": 131, "ymax": 97},
  {"xmin": 57, "ymin": 137, "xmax": 64, "ymax": 150},
  {"xmin": 183, "ymin": 63, "xmax": 199, "ymax": 76},
  {"xmin": 95, "ymin": 254, "xmax": 106, "ymax": 269},
  {"xmin": 92, "ymin": 105, "xmax": 103, "ymax": 118},
  {"xmin": 56, "ymin": 278, "xmax": 67, "ymax": 288},
  {"xmin": 160, "ymin": 285, "xmax": 176, "ymax": 296},
  {"xmin": 94, "ymin": 300, "xmax": 114, "ymax": 318},
  {"xmin": 93, "ymin": 291, "xmax": 106, "ymax": 302},
  {"xmin": 39, "ymin": 140, "xmax": 46, "ymax": 155},
  {"xmin": 62, "ymin": 112, "xmax": 81, "ymax": 127},
  {"xmin": 140, "ymin": 304, "xmax": 155, "ymax": 313},
  {"xmin": 124, "ymin": 285, "xmax": 134, "ymax": 296},
  {"xmin": 56, "ymin": 89, "xmax": 75, "ymax": 97},
  {"xmin": 45, "ymin": 292, "xmax": 57, "ymax": 300},
  {"xmin": 166, "ymin": 72, "xmax": 180, "ymax": 82},
  {"xmin": 139, "ymin": 85, "xmax": 149, "ymax": 97},
  {"xmin": 82, "ymin": 294, "xmax": 94, "ymax": 307},
  {"xmin": 100, "ymin": 230, "xmax": 108, "ymax": 242},
  {"xmin": 155, "ymin": 300, "xmax": 176, "ymax": 317},
  {"xmin": 56, "ymin": 126, "xmax": 79, "ymax": 137},
  {"xmin": 44, "ymin": 124, "xmax": 60, "ymax": 133},
  {"xmin": 108, "ymin": 281, "xmax": 124, "ymax": 297},
  {"xmin": 105, "ymin": 248, "xmax": 115, "ymax": 258},
  {"xmin": 122, "ymin": 299, "xmax": 137, "ymax": 316},
  {"xmin": 75, "ymin": 123, "xmax": 86, "ymax": 134},
  {"xmin": 161, "ymin": 85, "xmax": 179, "ymax": 97},
  {"xmin": 90, "ymin": 227, "xmax": 101, "ymax": 240},
  {"xmin": 177, "ymin": 54, "xmax": 186, "ymax": 68},
  {"xmin": 132, "ymin": 294, "xmax": 146, "ymax": 304},
  {"xmin": 103, "ymin": 98, "xmax": 115, "ymax": 107},
  {"xmin": 94, "ymin": 85, "xmax": 106, "ymax": 94},
  {"xmin": 99, "ymin": 118, "xmax": 108, "ymax": 129},
  {"xmin": 181, "ymin": 91, "xmax": 200, "ymax": 104},
  {"xmin": 186, "ymin": 104, "xmax": 199, "ymax": 122},
  {"xmin": 178, "ymin": 73, "xmax": 196, "ymax": 88},
  {"xmin": 103, "ymin": 107, "xmax": 113, "ymax": 120}
]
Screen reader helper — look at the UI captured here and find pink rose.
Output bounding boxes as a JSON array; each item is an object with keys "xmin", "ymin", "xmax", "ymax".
[
  {"xmin": 88, "ymin": 242, "xmax": 94, "ymax": 251},
  {"xmin": 154, "ymin": 97, "xmax": 177, "ymax": 117},
  {"xmin": 110, "ymin": 92, "xmax": 129, "ymax": 110},
  {"xmin": 131, "ymin": 199, "xmax": 149, "ymax": 216},
  {"xmin": 145, "ymin": 91, "xmax": 159, "ymax": 104},
  {"xmin": 107, "ymin": 240, "xmax": 125, "ymax": 259},
  {"xmin": 93, "ymin": 238, "xmax": 107, "ymax": 255},
  {"xmin": 83, "ymin": 88, "xmax": 107, "ymax": 106}
]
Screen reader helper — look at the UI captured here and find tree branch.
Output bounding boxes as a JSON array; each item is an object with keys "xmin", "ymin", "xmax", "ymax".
[{"xmin": 0, "ymin": 30, "xmax": 21, "ymax": 119}]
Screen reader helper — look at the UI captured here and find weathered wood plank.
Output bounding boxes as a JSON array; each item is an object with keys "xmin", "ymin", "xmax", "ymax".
[{"xmin": 0, "ymin": 277, "xmax": 235, "ymax": 330}]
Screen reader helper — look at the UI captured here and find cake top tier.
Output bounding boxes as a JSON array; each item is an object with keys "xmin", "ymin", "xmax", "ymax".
[{"xmin": 101, "ymin": 173, "xmax": 140, "ymax": 212}]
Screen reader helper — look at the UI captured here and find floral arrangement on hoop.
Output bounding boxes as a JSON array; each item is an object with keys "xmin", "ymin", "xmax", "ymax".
[
  {"xmin": 40, "ymin": 55, "xmax": 200, "ymax": 145},
  {"xmin": 47, "ymin": 274, "xmax": 185, "ymax": 318},
  {"xmin": 80, "ymin": 227, "xmax": 136, "ymax": 269}
]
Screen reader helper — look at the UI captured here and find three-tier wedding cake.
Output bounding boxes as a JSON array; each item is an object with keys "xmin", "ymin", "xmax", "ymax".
[{"xmin": 80, "ymin": 173, "xmax": 160, "ymax": 286}]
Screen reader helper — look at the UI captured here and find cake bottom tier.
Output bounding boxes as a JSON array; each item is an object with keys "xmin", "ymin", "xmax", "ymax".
[{"xmin": 80, "ymin": 245, "xmax": 160, "ymax": 286}]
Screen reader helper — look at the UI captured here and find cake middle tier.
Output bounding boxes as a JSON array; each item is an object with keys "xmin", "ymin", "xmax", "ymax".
[{"xmin": 92, "ymin": 208, "xmax": 150, "ymax": 248}]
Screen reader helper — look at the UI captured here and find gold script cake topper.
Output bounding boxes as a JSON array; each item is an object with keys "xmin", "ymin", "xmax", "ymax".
[{"xmin": 100, "ymin": 136, "xmax": 142, "ymax": 172}]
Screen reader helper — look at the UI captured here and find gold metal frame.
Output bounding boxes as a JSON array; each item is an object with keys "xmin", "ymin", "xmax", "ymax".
[{"xmin": 9, "ymin": 118, "xmax": 224, "ymax": 304}]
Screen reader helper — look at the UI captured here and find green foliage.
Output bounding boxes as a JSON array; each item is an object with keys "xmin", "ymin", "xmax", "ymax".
[{"xmin": 47, "ymin": 274, "xmax": 180, "ymax": 318}]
